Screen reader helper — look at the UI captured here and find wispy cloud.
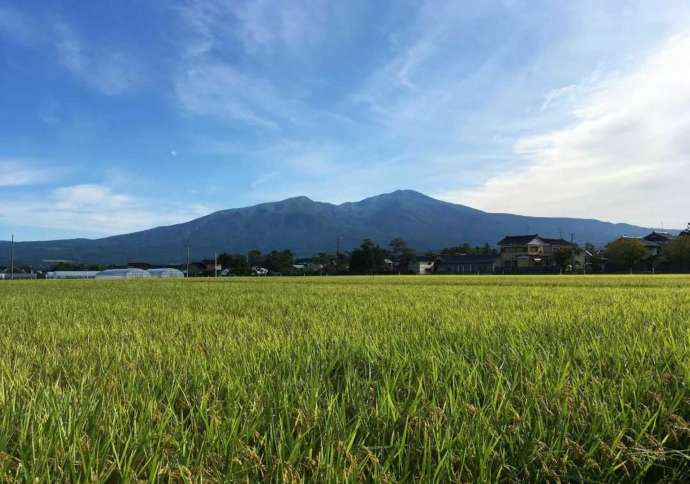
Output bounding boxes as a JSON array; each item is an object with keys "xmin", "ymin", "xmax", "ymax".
[
  {"xmin": 0, "ymin": 3, "xmax": 34, "ymax": 45},
  {"xmin": 177, "ymin": 0, "xmax": 335, "ymax": 58},
  {"xmin": 53, "ymin": 21, "xmax": 141, "ymax": 96},
  {"xmin": 232, "ymin": 0, "xmax": 328, "ymax": 56},
  {"xmin": 449, "ymin": 32, "xmax": 690, "ymax": 228},
  {"xmin": 0, "ymin": 184, "xmax": 210, "ymax": 235},
  {"xmin": 1, "ymin": 4, "xmax": 141, "ymax": 96},
  {"xmin": 175, "ymin": 62, "xmax": 299, "ymax": 128},
  {"xmin": 0, "ymin": 160, "xmax": 53, "ymax": 187}
]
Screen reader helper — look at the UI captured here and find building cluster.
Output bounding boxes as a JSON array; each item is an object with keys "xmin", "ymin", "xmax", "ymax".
[
  {"xmin": 2, "ymin": 225, "xmax": 689, "ymax": 279},
  {"xmin": 409, "ymin": 234, "xmax": 584, "ymax": 275},
  {"xmin": 409, "ymin": 227, "xmax": 690, "ymax": 275}
]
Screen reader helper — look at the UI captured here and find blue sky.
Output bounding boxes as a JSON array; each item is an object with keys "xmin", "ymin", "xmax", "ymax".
[{"xmin": 1, "ymin": 0, "xmax": 689, "ymax": 240}]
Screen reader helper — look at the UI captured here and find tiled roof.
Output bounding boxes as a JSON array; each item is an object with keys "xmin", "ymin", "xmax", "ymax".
[
  {"xmin": 497, "ymin": 234, "xmax": 574, "ymax": 246},
  {"xmin": 497, "ymin": 235, "xmax": 539, "ymax": 245}
]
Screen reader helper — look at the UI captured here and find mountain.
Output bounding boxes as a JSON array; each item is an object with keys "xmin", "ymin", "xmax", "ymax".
[{"xmin": 0, "ymin": 190, "xmax": 657, "ymax": 266}]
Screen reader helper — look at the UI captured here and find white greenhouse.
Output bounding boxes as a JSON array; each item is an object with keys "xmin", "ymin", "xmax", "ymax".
[
  {"xmin": 46, "ymin": 271, "xmax": 99, "ymax": 279},
  {"xmin": 95, "ymin": 268, "xmax": 152, "ymax": 280},
  {"xmin": 147, "ymin": 268, "xmax": 184, "ymax": 278}
]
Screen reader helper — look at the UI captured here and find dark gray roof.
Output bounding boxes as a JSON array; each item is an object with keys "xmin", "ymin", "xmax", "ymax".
[
  {"xmin": 643, "ymin": 231, "xmax": 674, "ymax": 243},
  {"xmin": 541, "ymin": 237, "xmax": 575, "ymax": 246},
  {"xmin": 437, "ymin": 255, "xmax": 498, "ymax": 264},
  {"xmin": 497, "ymin": 234, "xmax": 539, "ymax": 245},
  {"xmin": 497, "ymin": 234, "xmax": 574, "ymax": 246}
]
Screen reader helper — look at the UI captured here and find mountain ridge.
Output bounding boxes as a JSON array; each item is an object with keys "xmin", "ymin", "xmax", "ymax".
[{"xmin": 0, "ymin": 190, "xmax": 661, "ymax": 265}]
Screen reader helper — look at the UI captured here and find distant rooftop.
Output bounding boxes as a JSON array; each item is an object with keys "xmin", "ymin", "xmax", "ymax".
[{"xmin": 498, "ymin": 235, "xmax": 575, "ymax": 246}]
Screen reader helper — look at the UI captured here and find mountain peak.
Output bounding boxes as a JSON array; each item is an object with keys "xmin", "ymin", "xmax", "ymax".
[
  {"xmin": 355, "ymin": 189, "xmax": 433, "ymax": 205},
  {"xmin": 280, "ymin": 195, "xmax": 314, "ymax": 204}
]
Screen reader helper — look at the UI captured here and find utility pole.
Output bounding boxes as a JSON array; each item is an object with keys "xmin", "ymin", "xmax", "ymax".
[
  {"xmin": 10, "ymin": 234, "xmax": 14, "ymax": 281},
  {"xmin": 214, "ymin": 252, "xmax": 218, "ymax": 278},
  {"xmin": 186, "ymin": 245, "xmax": 190, "ymax": 278},
  {"xmin": 570, "ymin": 233, "xmax": 575, "ymax": 273}
]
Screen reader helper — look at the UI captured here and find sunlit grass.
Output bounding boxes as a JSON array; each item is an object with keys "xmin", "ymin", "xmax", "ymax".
[{"xmin": 1, "ymin": 276, "xmax": 689, "ymax": 481}]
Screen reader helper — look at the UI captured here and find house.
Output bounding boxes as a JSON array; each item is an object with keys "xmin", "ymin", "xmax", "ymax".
[
  {"xmin": 620, "ymin": 236, "xmax": 664, "ymax": 258},
  {"xmin": 613, "ymin": 231, "xmax": 676, "ymax": 260},
  {"xmin": 643, "ymin": 231, "xmax": 675, "ymax": 244},
  {"xmin": 408, "ymin": 257, "xmax": 435, "ymax": 274},
  {"xmin": 434, "ymin": 255, "xmax": 498, "ymax": 274},
  {"xmin": 497, "ymin": 234, "xmax": 583, "ymax": 272}
]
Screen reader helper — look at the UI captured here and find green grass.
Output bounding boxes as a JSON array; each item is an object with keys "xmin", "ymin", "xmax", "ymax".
[{"xmin": 1, "ymin": 275, "xmax": 689, "ymax": 482}]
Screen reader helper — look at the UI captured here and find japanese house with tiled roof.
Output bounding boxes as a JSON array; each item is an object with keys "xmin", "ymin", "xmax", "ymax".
[{"xmin": 497, "ymin": 234, "xmax": 583, "ymax": 271}]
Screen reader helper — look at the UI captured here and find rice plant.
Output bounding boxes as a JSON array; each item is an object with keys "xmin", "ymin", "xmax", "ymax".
[{"xmin": 0, "ymin": 275, "xmax": 689, "ymax": 481}]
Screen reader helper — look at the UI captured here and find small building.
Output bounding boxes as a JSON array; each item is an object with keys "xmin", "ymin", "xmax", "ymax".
[
  {"xmin": 46, "ymin": 271, "xmax": 99, "ymax": 279},
  {"xmin": 95, "ymin": 268, "xmax": 152, "ymax": 279},
  {"xmin": 408, "ymin": 257, "xmax": 435, "ymax": 274},
  {"xmin": 0, "ymin": 272, "xmax": 37, "ymax": 280},
  {"xmin": 147, "ymin": 268, "xmax": 184, "ymax": 278},
  {"xmin": 251, "ymin": 266, "xmax": 269, "ymax": 276},
  {"xmin": 435, "ymin": 255, "xmax": 498, "ymax": 274}
]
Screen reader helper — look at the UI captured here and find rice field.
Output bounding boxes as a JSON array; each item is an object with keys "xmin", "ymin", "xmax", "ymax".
[{"xmin": 1, "ymin": 275, "xmax": 689, "ymax": 482}]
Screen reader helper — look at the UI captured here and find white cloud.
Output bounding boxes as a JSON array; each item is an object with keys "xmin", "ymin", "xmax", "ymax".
[
  {"xmin": 449, "ymin": 32, "xmax": 690, "ymax": 228},
  {"xmin": 0, "ymin": 184, "xmax": 211, "ymax": 235},
  {"xmin": 0, "ymin": 160, "xmax": 52, "ymax": 187}
]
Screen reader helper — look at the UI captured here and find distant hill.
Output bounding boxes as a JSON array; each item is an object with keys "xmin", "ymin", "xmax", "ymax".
[{"xmin": 0, "ymin": 190, "xmax": 658, "ymax": 265}]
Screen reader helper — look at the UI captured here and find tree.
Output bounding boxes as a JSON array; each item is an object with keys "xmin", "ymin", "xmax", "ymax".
[
  {"xmin": 218, "ymin": 253, "xmax": 250, "ymax": 275},
  {"xmin": 663, "ymin": 236, "xmax": 690, "ymax": 272},
  {"xmin": 553, "ymin": 247, "xmax": 573, "ymax": 272},
  {"xmin": 350, "ymin": 239, "xmax": 389, "ymax": 274},
  {"xmin": 389, "ymin": 238, "xmax": 415, "ymax": 274},
  {"xmin": 265, "ymin": 250, "xmax": 294, "ymax": 274},
  {"xmin": 440, "ymin": 243, "xmax": 497, "ymax": 256},
  {"xmin": 247, "ymin": 250, "xmax": 263, "ymax": 267},
  {"xmin": 606, "ymin": 238, "xmax": 647, "ymax": 272}
]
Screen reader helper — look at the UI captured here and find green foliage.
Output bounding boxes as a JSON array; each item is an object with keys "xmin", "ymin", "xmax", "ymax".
[
  {"xmin": 247, "ymin": 249, "xmax": 263, "ymax": 267},
  {"xmin": 389, "ymin": 238, "xmax": 415, "ymax": 274},
  {"xmin": 1, "ymin": 276, "xmax": 689, "ymax": 481},
  {"xmin": 217, "ymin": 253, "xmax": 250, "ymax": 275},
  {"xmin": 50, "ymin": 261, "xmax": 106, "ymax": 271},
  {"xmin": 439, "ymin": 243, "xmax": 497, "ymax": 256},
  {"xmin": 663, "ymin": 236, "xmax": 690, "ymax": 272},
  {"xmin": 607, "ymin": 238, "xmax": 648, "ymax": 271},
  {"xmin": 553, "ymin": 247, "xmax": 574, "ymax": 270},
  {"xmin": 350, "ymin": 239, "xmax": 389, "ymax": 274},
  {"xmin": 264, "ymin": 250, "xmax": 294, "ymax": 274}
]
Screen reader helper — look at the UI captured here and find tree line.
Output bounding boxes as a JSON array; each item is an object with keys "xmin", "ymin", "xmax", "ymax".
[{"xmin": 605, "ymin": 236, "xmax": 690, "ymax": 273}]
